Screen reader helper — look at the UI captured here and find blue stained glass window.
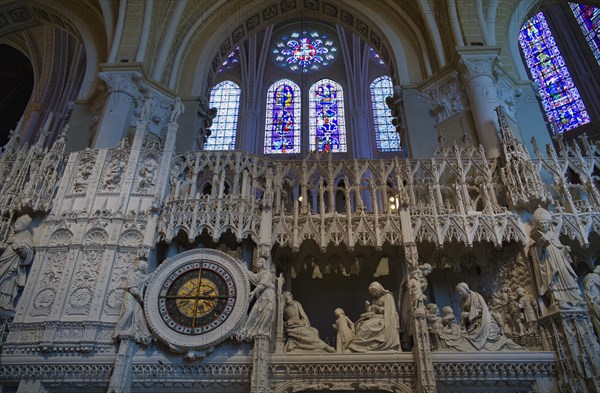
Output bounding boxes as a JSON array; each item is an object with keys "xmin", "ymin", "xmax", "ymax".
[
  {"xmin": 519, "ymin": 12, "xmax": 590, "ymax": 133},
  {"xmin": 570, "ymin": 3, "xmax": 600, "ymax": 67},
  {"xmin": 205, "ymin": 81, "xmax": 240, "ymax": 150},
  {"xmin": 370, "ymin": 76, "xmax": 401, "ymax": 152},
  {"xmin": 309, "ymin": 79, "xmax": 347, "ymax": 152},
  {"xmin": 264, "ymin": 79, "xmax": 301, "ymax": 154}
]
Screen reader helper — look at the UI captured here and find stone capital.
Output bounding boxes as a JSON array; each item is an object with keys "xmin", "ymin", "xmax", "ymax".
[{"xmin": 456, "ymin": 47, "xmax": 502, "ymax": 80}]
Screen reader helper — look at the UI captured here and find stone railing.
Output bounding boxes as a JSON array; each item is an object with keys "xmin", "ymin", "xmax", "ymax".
[
  {"xmin": 531, "ymin": 134, "xmax": 600, "ymax": 246},
  {"xmin": 159, "ymin": 145, "xmax": 526, "ymax": 250},
  {"xmin": 157, "ymin": 151, "xmax": 270, "ymax": 243}
]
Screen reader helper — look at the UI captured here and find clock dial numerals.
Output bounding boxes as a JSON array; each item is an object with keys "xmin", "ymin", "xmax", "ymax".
[{"xmin": 158, "ymin": 262, "xmax": 237, "ymax": 335}]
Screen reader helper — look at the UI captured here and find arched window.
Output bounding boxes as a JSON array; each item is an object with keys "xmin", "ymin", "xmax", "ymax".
[
  {"xmin": 264, "ymin": 79, "xmax": 301, "ymax": 154},
  {"xmin": 519, "ymin": 12, "xmax": 591, "ymax": 133},
  {"xmin": 205, "ymin": 80, "xmax": 241, "ymax": 150},
  {"xmin": 370, "ymin": 76, "xmax": 401, "ymax": 152},
  {"xmin": 309, "ymin": 78, "xmax": 347, "ymax": 152},
  {"xmin": 570, "ymin": 3, "xmax": 600, "ymax": 67}
]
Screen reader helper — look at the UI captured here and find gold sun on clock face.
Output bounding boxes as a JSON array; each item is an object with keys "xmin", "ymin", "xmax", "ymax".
[
  {"xmin": 175, "ymin": 277, "xmax": 219, "ymax": 318},
  {"xmin": 158, "ymin": 261, "xmax": 237, "ymax": 335}
]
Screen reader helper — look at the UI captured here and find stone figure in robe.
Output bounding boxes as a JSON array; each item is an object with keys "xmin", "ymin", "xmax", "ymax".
[
  {"xmin": 529, "ymin": 207, "xmax": 582, "ymax": 308},
  {"xmin": 332, "ymin": 307, "xmax": 354, "ymax": 353},
  {"xmin": 0, "ymin": 215, "xmax": 34, "ymax": 311},
  {"xmin": 139, "ymin": 93, "xmax": 155, "ymax": 123},
  {"xmin": 456, "ymin": 282, "xmax": 522, "ymax": 351},
  {"xmin": 169, "ymin": 97, "xmax": 185, "ymax": 124},
  {"xmin": 236, "ymin": 257, "xmax": 276, "ymax": 341},
  {"xmin": 425, "ymin": 303, "xmax": 444, "ymax": 350},
  {"xmin": 516, "ymin": 287, "xmax": 539, "ymax": 333},
  {"xmin": 583, "ymin": 266, "xmax": 600, "ymax": 341},
  {"xmin": 113, "ymin": 258, "xmax": 153, "ymax": 346},
  {"xmin": 281, "ymin": 291, "xmax": 334, "ymax": 353},
  {"xmin": 348, "ymin": 281, "xmax": 400, "ymax": 352},
  {"xmin": 439, "ymin": 306, "xmax": 471, "ymax": 352}
]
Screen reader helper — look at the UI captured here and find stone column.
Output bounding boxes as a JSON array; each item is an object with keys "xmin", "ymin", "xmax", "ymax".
[
  {"xmin": 457, "ymin": 48, "xmax": 503, "ymax": 158},
  {"xmin": 107, "ymin": 338, "xmax": 137, "ymax": 393},
  {"xmin": 399, "ymin": 202, "xmax": 436, "ymax": 393},
  {"xmin": 538, "ymin": 308, "xmax": 600, "ymax": 393},
  {"xmin": 250, "ymin": 335, "xmax": 271, "ymax": 393},
  {"xmin": 94, "ymin": 69, "xmax": 143, "ymax": 149}
]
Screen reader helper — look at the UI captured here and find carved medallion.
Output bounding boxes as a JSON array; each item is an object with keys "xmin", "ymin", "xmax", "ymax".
[{"xmin": 144, "ymin": 249, "xmax": 250, "ymax": 352}]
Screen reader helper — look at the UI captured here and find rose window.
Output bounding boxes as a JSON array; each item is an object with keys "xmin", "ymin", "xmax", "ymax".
[{"xmin": 271, "ymin": 31, "xmax": 338, "ymax": 72}]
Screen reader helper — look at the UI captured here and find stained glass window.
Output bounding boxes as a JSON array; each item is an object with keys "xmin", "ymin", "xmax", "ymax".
[
  {"xmin": 370, "ymin": 76, "xmax": 401, "ymax": 152},
  {"xmin": 309, "ymin": 79, "xmax": 347, "ymax": 152},
  {"xmin": 205, "ymin": 81, "xmax": 240, "ymax": 150},
  {"xmin": 218, "ymin": 47, "xmax": 240, "ymax": 74},
  {"xmin": 271, "ymin": 31, "xmax": 338, "ymax": 73},
  {"xmin": 570, "ymin": 3, "xmax": 600, "ymax": 67},
  {"xmin": 370, "ymin": 48, "xmax": 385, "ymax": 65},
  {"xmin": 519, "ymin": 12, "xmax": 591, "ymax": 133},
  {"xmin": 264, "ymin": 79, "xmax": 301, "ymax": 154}
]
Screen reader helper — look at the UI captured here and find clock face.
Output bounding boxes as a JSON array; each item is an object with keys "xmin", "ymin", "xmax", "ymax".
[
  {"xmin": 158, "ymin": 261, "xmax": 236, "ymax": 335},
  {"xmin": 144, "ymin": 249, "xmax": 250, "ymax": 351}
]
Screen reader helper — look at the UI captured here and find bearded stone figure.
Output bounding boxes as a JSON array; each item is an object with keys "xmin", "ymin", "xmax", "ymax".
[{"xmin": 0, "ymin": 215, "xmax": 34, "ymax": 311}]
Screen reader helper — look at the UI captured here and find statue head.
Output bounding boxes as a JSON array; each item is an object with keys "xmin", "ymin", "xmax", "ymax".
[
  {"xmin": 282, "ymin": 291, "xmax": 293, "ymax": 304},
  {"xmin": 594, "ymin": 265, "xmax": 600, "ymax": 275},
  {"xmin": 442, "ymin": 306, "xmax": 456, "ymax": 321},
  {"xmin": 14, "ymin": 214, "xmax": 32, "ymax": 232},
  {"xmin": 334, "ymin": 308, "xmax": 344, "ymax": 317},
  {"xmin": 426, "ymin": 303, "xmax": 439, "ymax": 315},
  {"xmin": 533, "ymin": 207, "xmax": 552, "ymax": 233},
  {"xmin": 255, "ymin": 257, "xmax": 268, "ymax": 270},
  {"xmin": 456, "ymin": 282, "xmax": 470, "ymax": 297},
  {"xmin": 368, "ymin": 281, "xmax": 387, "ymax": 298}
]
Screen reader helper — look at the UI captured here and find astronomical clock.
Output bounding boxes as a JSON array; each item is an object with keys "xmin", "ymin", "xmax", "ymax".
[{"xmin": 144, "ymin": 249, "xmax": 250, "ymax": 352}]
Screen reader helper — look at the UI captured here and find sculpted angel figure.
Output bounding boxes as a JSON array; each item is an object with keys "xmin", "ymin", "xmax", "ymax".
[
  {"xmin": 113, "ymin": 257, "xmax": 153, "ymax": 346},
  {"xmin": 236, "ymin": 257, "xmax": 276, "ymax": 341}
]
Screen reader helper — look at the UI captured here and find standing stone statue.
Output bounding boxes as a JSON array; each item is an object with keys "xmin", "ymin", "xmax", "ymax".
[
  {"xmin": 169, "ymin": 97, "xmax": 185, "ymax": 124},
  {"xmin": 332, "ymin": 308, "xmax": 355, "ymax": 353},
  {"xmin": 529, "ymin": 207, "xmax": 583, "ymax": 308},
  {"xmin": 236, "ymin": 257, "xmax": 276, "ymax": 341},
  {"xmin": 139, "ymin": 93, "xmax": 155, "ymax": 123},
  {"xmin": 583, "ymin": 266, "xmax": 600, "ymax": 340},
  {"xmin": 113, "ymin": 258, "xmax": 153, "ymax": 345},
  {"xmin": 0, "ymin": 215, "xmax": 34, "ymax": 311}
]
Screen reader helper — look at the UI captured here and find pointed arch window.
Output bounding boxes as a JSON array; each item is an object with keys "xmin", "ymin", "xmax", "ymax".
[
  {"xmin": 205, "ymin": 80, "xmax": 240, "ymax": 150},
  {"xmin": 309, "ymin": 78, "xmax": 347, "ymax": 152},
  {"xmin": 519, "ymin": 12, "xmax": 591, "ymax": 133},
  {"xmin": 570, "ymin": 3, "xmax": 600, "ymax": 67},
  {"xmin": 370, "ymin": 76, "xmax": 401, "ymax": 152},
  {"xmin": 264, "ymin": 79, "xmax": 301, "ymax": 154}
]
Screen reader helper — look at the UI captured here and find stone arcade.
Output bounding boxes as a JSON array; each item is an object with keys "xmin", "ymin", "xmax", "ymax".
[{"xmin": 0, "ymin": 1, "xmax": 600, "ymax": 392}]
